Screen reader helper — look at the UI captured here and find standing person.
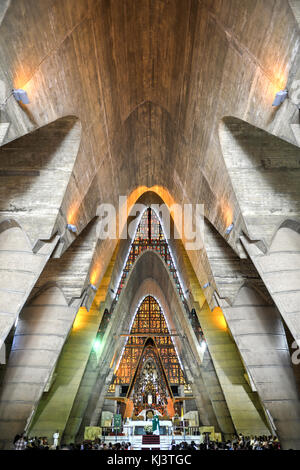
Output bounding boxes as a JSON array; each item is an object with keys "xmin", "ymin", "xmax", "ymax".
[
  {"xmin": 15, "ymin": 433, "xmax": 27, "ymax": 450},
  {"xmin": 13, "ymin": 434, "xmax": 20, "ymax": 446},
  {"xmin": 53, "ymin": 430, "xmax": 60, "ymax": 447},
  {"xmin": 152, "ymin": 414, "xmax": 160, "ymax": 436},
  {"xmin": 169, "ymin": 439, "xmax": 175, "ymax": 450}
]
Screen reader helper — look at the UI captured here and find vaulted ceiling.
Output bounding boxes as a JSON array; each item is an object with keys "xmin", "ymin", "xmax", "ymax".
[{"xmin": 0, "ymin": 0, "xmax": 300, "ymax": 450}]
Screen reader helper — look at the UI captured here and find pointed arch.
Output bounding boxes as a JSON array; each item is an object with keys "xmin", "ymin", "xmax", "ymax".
[
  {"xmin": 220, "ymin": 282, "xmax": 300, "ymax": 450},
  {"xmin": 113, "ymin": 295, "xmax": 185, "ymax": 392},
  {"xmin": 219, "ymin": 115, "xmax": 300, "ymax": 247},
  {"xmin": 241, "ymin": 218, "xmax": 300, "ymax": 346},
  {"xmin": 0, "ymin": 220, "xmax": 59, "ymax": 349},
  {"xmin": 0, "ymin": 115, "xmax": 82, "ymax": 246},
  {"xmin": 0, "ymin": 283, "xmax": 79, "ymax": 448}
]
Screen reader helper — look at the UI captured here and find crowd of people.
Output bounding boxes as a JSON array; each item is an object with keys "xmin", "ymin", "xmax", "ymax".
[
  {"xmin": 170, "ymin": 435, "xmax": 281, "ymax": 451},
  {"xmin": 12, "ymin": 433, "xmax": 281, "ymax": 451},
  {"xmin": 13, "ymin": 434, "xmax": 133, "ymax": 451}
]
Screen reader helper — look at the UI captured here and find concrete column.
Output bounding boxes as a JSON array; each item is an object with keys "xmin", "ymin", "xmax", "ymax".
[
  {"xmin": 0, "ymin": 223, "xmax": 59, "ymax": 348},
  {"xmin": 197, "ymin": 301, "xmax": 269, "ymax": 436},
  {"xmin": 241, "ymin": 226, "xmax": 300, "ymax": 347},
  {"xmin": 199, "ymin": 348, "xmax": 235, "ymax": 439},
  {"xmin": 0, "ymin": 286, "xmax": 78, "ymax": 449},
  {"xmin": 28, "ymin": 304, "xmax": 101, "ymax": 442},
  {"xmin": 220, "ymin": 284, "xmax": 300, "ymax": 450},
  {"xmin": 28, "ymin": 252, "xmax": 117, "ymax": 441}
]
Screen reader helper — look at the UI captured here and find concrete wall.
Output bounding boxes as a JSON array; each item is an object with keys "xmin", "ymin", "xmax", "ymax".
[
  {"xmin": 219, "ymin": 116, "xmax": 300, "ymax": 247},
  {"xmin": 0, "ymin": 221, "xmax": 59, "ymax": 349},
  {"xmin": 79, "ymin": 251, "xmax": 223, "ymax": 433},
  {"xmin": 197, "ymin": 301, "xmax": 269, "ymax": 436},
  {"xmin": 28, "ymin": 247, "xmax": 118, "ymax": 442},
  {"xmin": 242, "ymin": 223, "xmax": 300, "ymax": 345},
  {"xmin": 0, "ymin": 0, "xmax": 299, "ymax": 446},
  {"xmin": 221, "ymin": 284, "xmax": 300, "ymax": 449},
  {"xmin": 0, "ymin": 0, "xmax": 298, "ymax": 293},
  {"xmin": 0, "ymin": 285, "xmax": 79, "ymax": 449}
]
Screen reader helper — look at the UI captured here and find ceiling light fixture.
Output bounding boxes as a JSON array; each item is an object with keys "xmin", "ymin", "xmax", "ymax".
[
  {"xmin": 203, "ymin": 282, "xmax": 210, "ymax": 289},
  {"xmin": 272, "ymin": 89, "xmax": 288, "ymax": 107},
  {"xmin": 12, "ymin": 89, "xmax": 30, "ymax": 105},
  {"xmin": 225, "ymin": 223, "xmax": 234, "ymax": 234},
  {"xmin": 66, "ymin": 223, "xmax": 77, "ymax": 233},
  {"xmin": 90, "ymin": 283, "xmax": 97, "ymax": 292}
]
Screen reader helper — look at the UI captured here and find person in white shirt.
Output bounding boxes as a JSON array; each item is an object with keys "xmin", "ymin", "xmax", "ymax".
[{"xmin": 53, "ymin": 430, "xmax": 59, "ymax": 447}]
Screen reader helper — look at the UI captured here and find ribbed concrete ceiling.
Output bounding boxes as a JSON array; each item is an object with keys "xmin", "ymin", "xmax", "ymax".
[{"xmin": 0, "ymin": 0, "xmax": 299, "ymax": 255}]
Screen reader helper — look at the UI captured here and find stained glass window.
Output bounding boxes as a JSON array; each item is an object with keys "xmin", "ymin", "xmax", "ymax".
[
  {"xmin": 111, "ymin": 208, "xmax": 192, "ymax": 316},
  {"xmin": 98, "ymin": 208, "xmax": 205, "ymax": 362},
  {"xmin": 113, "ymin": 296, "xmax": 185, "ymax": 386}
]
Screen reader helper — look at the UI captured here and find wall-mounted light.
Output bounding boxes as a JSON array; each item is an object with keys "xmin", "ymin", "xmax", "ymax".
[
  {"xmin": 12, "ymin": 89, "xmax": 30, "ymax": 105},
  {"xmin": 203, "ymin": 282, "xmax": 210, "ymax": 289},
  {"xmin": 89, "ymin": 283, "xmax": 97, "ymax": 292},
  {"xmin": 225, "ymin": 223, "xmax": 234, "ymax": 234},
  {"xmin": 66, "ymin": 223, "xmax": 77, "ymax": 233},
  {"xmin": 0, "ymin": 88, "xmax": 30, "ymax": 110},
  {"xmin": 272, "ymin": 89, "xmax": 288, "ymax": 107}
]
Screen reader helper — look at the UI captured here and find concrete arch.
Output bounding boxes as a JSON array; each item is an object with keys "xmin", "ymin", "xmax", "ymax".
[
  {"xmin": 0, "ymin": 115, "xmax": 82, "ymax": 246},
  {"xmin": 33, "ymin": 215, "xmax": 100, "ymax": 305},
  {"xmin": 241, "ymin": 219, "xmax": 300, "ymax": 347},
  {"xmin": 95, "ymin": 189, "xmax": 215, "ymax": 315},
  {"xmin": 98, "ymin": 249, "xmax": 269, "ymax": 437},
  {"xmin": 0, "ymin": 115, "xmax": 81, "ymax": 350},
  {"xmin": 0, "ymin": 220, "xmax": 59, "ymax": 350},
  {"xmin": 126, "ymin": 278, "xmax": 233, "ymax": 436},
  {"xmin": 0, "ymin": 283, "xmax": 79, "ymax": 449},
  {"xmin": 82, "ymin": 192, "xmax": 270, "ymax": 437},
  {"xmin": 203, "ymin": 215, "xmax": 300, "ymax": 447},
  {"xmin": 270, "ymin": 218, "xmax": 300, "ymax": 244},
  {"xmin": 221, "ymin": 282, "xmax": 300, "ymax": 450},
  {"xmin": 77, "ymin": 250, "xmax": 231, "ymax": 433},
  {"xmin": 219, "ymin": 116, "xmax": 300, "ymax": 248}
]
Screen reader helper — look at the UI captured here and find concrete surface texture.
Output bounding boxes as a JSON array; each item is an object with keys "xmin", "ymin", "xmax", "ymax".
[{"xmin": 0, "ymin": 0, "xmax": 299, "ymax": 449}]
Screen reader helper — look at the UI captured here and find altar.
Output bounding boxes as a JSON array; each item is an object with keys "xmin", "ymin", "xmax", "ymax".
[{"xmin": 123, "ymin": 420, "xmax": 173, "ymax": 437}]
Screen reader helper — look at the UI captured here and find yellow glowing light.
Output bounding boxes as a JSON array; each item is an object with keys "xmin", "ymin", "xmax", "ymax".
[
  {"xmin": 273, "ymin": 69, "xmax": 287, "ymax": 93},
  {"xmin": 110, "ymin": 351, "xmax": 117, "ymax": 369},
  {"xmin": 89, "ymin": 184, "xmax": 191, "ymax": 293},
  {"xmin": 90, "ymin": 262, "xmax": 102, "ymax": 287},
  {"xmin": 13, "ymin": 65, "xmax": 33, "ymax": 91},
  {"xmin": 266, "ymin": 68, "xmax": 288, "ymax": 106},
  {"xmin": 67, "ymin": 201, "xmax": 80, "ymax": 226},
  {"xmin": 72, "ymin": 307, "xmax": 87, "ymax": 331},
  {"xmin": 213, "ymin": 307, "xmax": 227, "ymax": 331},
  {"xmin": 220, "ymin": 197, "xmax": 233, "ymax": 229},
  {"xmin": 123, "ymin": 185, "xmax": 179, "ymax": 236}
]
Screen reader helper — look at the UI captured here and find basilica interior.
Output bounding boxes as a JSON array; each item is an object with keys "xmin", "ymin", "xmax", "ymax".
[{"xmin": 0, "ymin": 0, "xmax": 300, "ymax": 451}]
